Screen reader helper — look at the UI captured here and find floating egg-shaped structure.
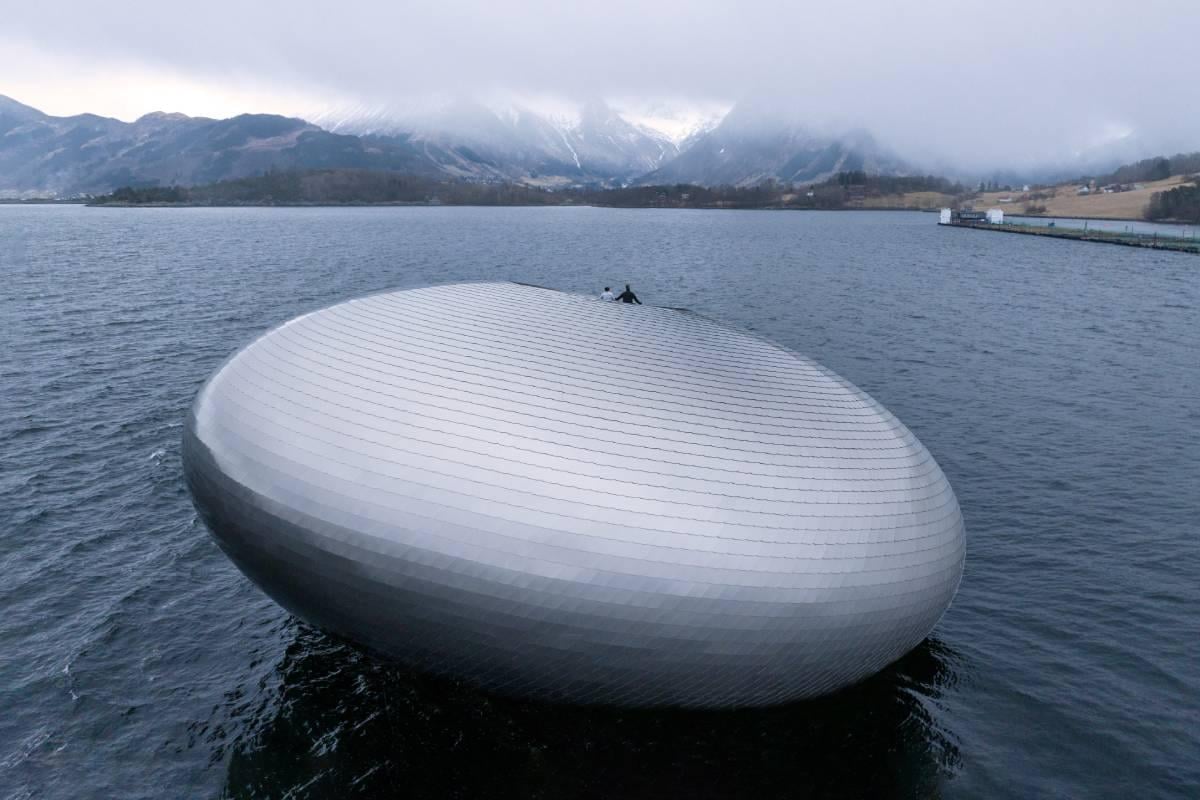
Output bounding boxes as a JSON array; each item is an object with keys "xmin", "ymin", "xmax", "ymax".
[{"xmin": 183, "ymin": 282, "xmax": 965, "ymax": 707}]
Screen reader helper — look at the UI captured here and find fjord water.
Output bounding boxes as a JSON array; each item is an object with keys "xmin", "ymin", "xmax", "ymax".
[{"xmin": 2, "ymin": 205, "xmax": 1196, "ymax": 799}]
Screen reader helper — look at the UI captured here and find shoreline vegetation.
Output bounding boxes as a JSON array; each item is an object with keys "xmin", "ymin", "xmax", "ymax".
[
  {"xmin": 86, "ymin": 169, "xmax": 965, "ymax": 212},
  {"xmin": 46, "ymin": 153, "xmax": 1200, "ymax": 224}
]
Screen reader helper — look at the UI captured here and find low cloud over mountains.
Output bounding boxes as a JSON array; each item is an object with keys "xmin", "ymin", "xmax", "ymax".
[{"xmin": 0, "ymin": 94, "xmax": 908, "ymax": 197}]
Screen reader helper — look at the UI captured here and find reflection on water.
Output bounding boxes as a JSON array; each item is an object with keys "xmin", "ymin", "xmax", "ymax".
[{"xmin": 215, "ymin": 626, "xmax": 962, "ymax": 799}]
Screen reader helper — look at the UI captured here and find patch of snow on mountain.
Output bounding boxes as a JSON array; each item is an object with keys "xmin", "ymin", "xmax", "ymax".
[
  {"xmin": 489, "ymin": 91, "xmax": 581, "ymax": 131},
  {"xmin": 558, "ymin": 129, "xmax": 582, "ymax": 169},
  {"xmin": 308, "ymin": 93, "xmax": 457, "ymax": 135},
  {"xmin": 609, "ymin": 97, "xmax": 730, "ymax": 145}
]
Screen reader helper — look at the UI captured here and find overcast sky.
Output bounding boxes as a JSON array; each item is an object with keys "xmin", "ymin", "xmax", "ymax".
[{"xmin": 3, "ymin": 0, "xmax": 1199, "ymax": 170}]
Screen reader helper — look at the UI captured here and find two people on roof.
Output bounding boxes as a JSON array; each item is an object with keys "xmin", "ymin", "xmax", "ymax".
[{"xmin": 599, "ymin": 284, "xmax": 641, "ymax": 304}]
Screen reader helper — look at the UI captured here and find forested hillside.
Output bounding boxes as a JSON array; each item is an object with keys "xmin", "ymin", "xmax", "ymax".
[
  {"xmin": 92, "ymin": 170, "xmax": 565, "ymax": 206},
  {"xmin": 92, "ymin": 169, "xmax": 961, "ymax": 209},
  {"xmin": 1146, "ymin": 179, "xmax": 1200, "ymax": 222}
]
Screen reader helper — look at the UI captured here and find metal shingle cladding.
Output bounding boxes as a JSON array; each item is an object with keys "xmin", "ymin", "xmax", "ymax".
[{"xmin": 183, "ymin": 282, "xmax": 965, "ymax": 707}]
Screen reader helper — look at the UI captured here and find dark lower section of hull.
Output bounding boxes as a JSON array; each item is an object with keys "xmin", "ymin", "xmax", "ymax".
[{"xmin": 184, "ymin": 431, "xmax": 943, "ymax": 708}]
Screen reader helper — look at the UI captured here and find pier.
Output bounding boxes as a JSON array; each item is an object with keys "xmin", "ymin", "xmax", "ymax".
[{"xmin": 939, "ymin": 218, "xmax": 1199, "ymax": 254}]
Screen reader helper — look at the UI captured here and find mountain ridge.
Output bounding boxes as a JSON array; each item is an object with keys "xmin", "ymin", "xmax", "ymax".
[
  {"xmin": 3, "ymin": 94, "xmax": 692, "ymax": 195},
  {"xmin": 7, "ymin": 93, "xmax": 1145, "ymax": 197}
]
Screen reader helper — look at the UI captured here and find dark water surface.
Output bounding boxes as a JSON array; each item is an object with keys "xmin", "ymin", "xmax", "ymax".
[{"xmin": 2, "ymin": 206, "xmax": 1196, "ymax": 799}]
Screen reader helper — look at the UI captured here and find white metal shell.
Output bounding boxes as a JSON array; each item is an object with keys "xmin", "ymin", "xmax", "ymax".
[{"xmin": 183, "ymin": 282, "xmax": 965, "ymax": 707}]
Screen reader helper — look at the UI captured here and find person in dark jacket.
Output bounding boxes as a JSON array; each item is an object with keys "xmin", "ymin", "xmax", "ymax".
[{"xmin": 615, "ymin": 284, "xmax": 641, "ymax": 304}]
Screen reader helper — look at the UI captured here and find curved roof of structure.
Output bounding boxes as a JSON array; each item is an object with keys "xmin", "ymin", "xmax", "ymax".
[{"xmin": 185, "ymin": 281, "xmax": 964, "ymax": 706}]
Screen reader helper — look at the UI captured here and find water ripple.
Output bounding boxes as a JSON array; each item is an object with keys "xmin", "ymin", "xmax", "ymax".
[{"xmin": 1, "ymin": 206, "xmax": 1196, "ymax": 799}]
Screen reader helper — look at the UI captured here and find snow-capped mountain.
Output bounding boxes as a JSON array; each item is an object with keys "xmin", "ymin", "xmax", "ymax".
[
  {"xmin": 608, "ymin": 97, "xmax": 727, "ymax": 147},
  {"xmin": 0, "ymin": 93, "xmax": 695, "ymax": 195},
  {"xmin": 0, "ymin": 93, "xmax": 916, "ymax": 195},
  {"xmin": 0, "ymin": 94, "xmax": 442, "ymax": 196},
  {"xmin": 637, "ymin": 101, "xmax": 908, "ymax": 187},
  {"xmin": 3, "ymin": 91, "xmax": 1187, "ymax": 196},
  {"xmin": 312, "ymin": 96, "xmax": 682, "ymax": 186}
]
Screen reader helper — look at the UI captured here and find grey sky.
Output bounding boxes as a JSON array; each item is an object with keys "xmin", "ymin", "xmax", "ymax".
[{"xmin": 3, "ymin": 0, "xmax": 1199, "ymax": 170}]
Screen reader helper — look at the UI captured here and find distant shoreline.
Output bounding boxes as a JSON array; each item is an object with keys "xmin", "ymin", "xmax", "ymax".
[
  {"xmin": 942, "ymin": 220, "xmax": 1199, "ymax": 254},
  {"xmin": 0, "ymin": 199, "xmax": 87, "ymax": 205},
  {"xmin": 8, "ymin": 200, "xmax": 1192, "ymax": 225},
  {"xmin": 81, "ymin": 201, "xmax": 940, "ymax": 212}
]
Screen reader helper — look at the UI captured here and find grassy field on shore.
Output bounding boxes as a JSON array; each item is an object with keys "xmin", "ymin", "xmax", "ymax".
[
  {"xmin": 964, "ymin": 176, "xmax": 1190, "ymax": 220},
  {"xmin": 860, "ymin": 191, "xmax": 956, "ymax": 210}
]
